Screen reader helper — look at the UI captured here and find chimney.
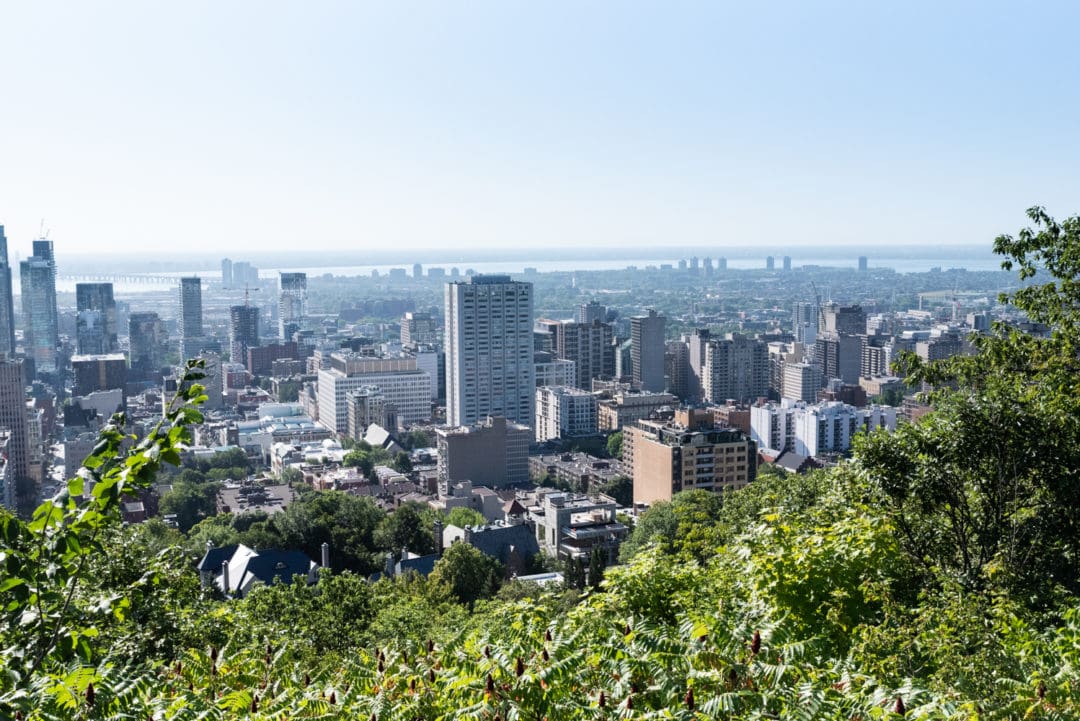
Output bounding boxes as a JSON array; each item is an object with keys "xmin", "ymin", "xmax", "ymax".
[
  {"xmin": 221, "ymin": 560, "xmax": 230, "ymax": 597},
  {"xmin": 433, "ymin": 519, "xmax": 443, "ymax": 556},
  {"xmin": 321, "ymin": 542, "xmax": 330, "ymax": 568}
]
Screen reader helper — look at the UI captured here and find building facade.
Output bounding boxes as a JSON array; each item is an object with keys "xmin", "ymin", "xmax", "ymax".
[
  {"xmin": 630, "ymin": 310, "xmax": 666, "ymax": 392},
  {"xmin": 20, "ymin": 240, "xmax": 59, "ymax": 374},
  {"xmin": 535, "ymin": 386, "xmax": 598, "ymax": 442},
  {"xmin": 229, "ymin": 305, "xmax": 260, "ymax": 365},
  {"xmin": 278, "ymin": 272, "xmax": 307, "ymax": 340},
  {"xmin": 436, "ymin": 416, "xmax": 530, "ymax": 489},
  {"xmin": 75, "ymin": 282, "xmax": 119, "ymax": 355},
  {"xmin": 179, "ymin": 277, "xmax": 203, "ymax": 359},
  {"xmin": 445, "ymin": 275, "xmax": 535, "ymax": 427}
]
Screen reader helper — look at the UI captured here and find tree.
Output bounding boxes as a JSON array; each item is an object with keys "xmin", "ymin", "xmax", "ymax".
[
  {"xmin": 374, "ymin": 502, "xmax": 435, "ymax": 556},
  {"xmin": 392, "ymin": 450, "xmax": 413, "ymax": 473},
  {"xmin": 271, "ymin": 491, "xmax": 385, "ymax": 574},
  {"xmin": 429, "ymin": 542, "xmax": 502, "ymax": 607},
  {"xmin": 598, "ymin": 475, "xmax": 632, "ymax": 506},
  {"xmin": 606, "ymin": 431, "xmax": 623, "ymax": 460},
  {"xmin": 159, "ymin": 480, "xmax": 222, "ymax": 532},
  {"xmin": 588, "ymin": 546, "xmax": 606, "ymax": 589},
  {"xmin": 859, "ymin": 207, "xmax": 1080, "ymax": 602},
  {"xmin": 618, "ymin": 489, "xmax": 724, "ymax": 563},
  {"xmin": 445, "ymin": 506, "xmax": 486, "ymax": 529},
  {"xmin": 343, "ymin": 449, "xmax": 374, "ymax": 478}
]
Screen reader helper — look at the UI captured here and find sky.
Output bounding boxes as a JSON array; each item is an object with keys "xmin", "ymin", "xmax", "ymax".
[{"xmin": 1, "ymin": 1, "xmax": 1078, "ymax": 259}]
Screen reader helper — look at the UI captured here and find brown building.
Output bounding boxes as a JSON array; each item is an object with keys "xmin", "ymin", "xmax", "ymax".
[
  {"xmin": 247, "ymin": 341, "xmax": 299, "ymax": 376},
  {"xmin": 625, "ymin": 408, "xmax": 756, "ymax": 506},
  {"xmin": 596, "ymin": 390, "xmax": 676, "ymax": 431}
]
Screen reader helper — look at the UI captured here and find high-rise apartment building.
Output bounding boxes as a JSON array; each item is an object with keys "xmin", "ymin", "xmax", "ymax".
[
  {"xmin": 445, "ymin": 275, "xmax": 535, "ymax": 427},
  {"xmin": 75, "ymin": 283, "xmax": 119, "ymax": 355},
  {"xmin": 535, "ymin": 385, "xmax": 598, "ymax": 442},
  {"xmin": 179, "ymin": 277, "xmax": 203, "ymax": 359},
  {"xmin": 221, "ymin": 258, "xmax": 233, "ymax": 286},
  {"xmin": 630, "ymin": 310, "xmax": 665, "ymax": 392},
  {"xmin": 401, "ymin": 311, "xmax": 437, "ymax": 346},
  {"xmin": 19, "ymin": 240, "xmax": 59, "ymax": 375},
  {"xmin": 702, "ymin": 333, "xmax": 769, "ymax": 403},
  {"xmin": 229, "ymin": 305, "xmax": 259, "ymax": 365},
  {"xmin": 858, "ymin": 255, "xmax": 868, "ymax": 271},
  {"xmin": 554, "ymin": 320, "xmax": 615, "ymax": 389},
  {"xmin": 0, "ymin": 358, "xmax": 30, "ymax": 512},
  {"xmin": 576, "ymin": 301, "xmax": 607, "ymax": 325},
  {"xmin": 766, "ymin": 256, "xmax": 775, "ymax": 270},
  {"xmin": 278, "ymin": 272, "xmax": 307, "ymax": 340},
  {"xmin": 750, "ymin": 399, "xmax": 896, "ymax": 458},
  {"xmin": 0, "ymin": 226, "xmax": 16, "ymax": 356}
]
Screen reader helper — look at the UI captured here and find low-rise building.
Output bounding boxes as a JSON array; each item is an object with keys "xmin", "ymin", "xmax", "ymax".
[
  {"xmin": 436, "ymin": 416, "xmax": 530, "ymax": 489},
  {"xmin": 520, "ymin": 487, "xmax": 627, "ymax": 563},
  {"xmin": 596, "ymin": 390, "xmax": 676, "ymax": 431}
]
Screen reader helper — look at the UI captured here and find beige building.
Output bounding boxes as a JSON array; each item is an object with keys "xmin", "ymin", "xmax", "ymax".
[
  {"xmin": 436, "ymin": 416, "xmax": 530, "ymax": 489},
  {"xmin": 597, "ymin": 390, "xmax": 676, "ymax": 431},
  {"xmin": 625, "ymin": 408, "xmax": 756, "ymax": 505}
]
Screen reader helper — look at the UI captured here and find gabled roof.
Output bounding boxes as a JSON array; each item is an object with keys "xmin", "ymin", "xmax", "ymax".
[
  {"xmin": 467, "ymin": 524, "xmax": 540, "ymax": 563},
  {"xmin": 197, "ymin": 544, "xmax": 239, "ymax": 572}
]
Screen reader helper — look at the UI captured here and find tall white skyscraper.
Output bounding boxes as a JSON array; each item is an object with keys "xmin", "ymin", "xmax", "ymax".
[{"xmin": 445, "ymin": 275, "xmax": 535, "ymax": 427}]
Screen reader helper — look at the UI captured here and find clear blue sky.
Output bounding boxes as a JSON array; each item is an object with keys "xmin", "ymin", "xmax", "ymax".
[{"xmin": 1, "ymin": 1, "xmax": 1077, "ymax": 257}]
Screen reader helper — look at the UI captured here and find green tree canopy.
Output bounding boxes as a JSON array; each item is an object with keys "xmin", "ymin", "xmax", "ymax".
[{"xmin": 429, "ymin": 542, "xmax": 502, "ymax": 607}]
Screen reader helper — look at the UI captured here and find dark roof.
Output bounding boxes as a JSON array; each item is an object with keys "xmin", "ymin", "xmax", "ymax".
[
  {"xmin": 240, "ymin": 549, "xmax": 314, "ymax": 587},
  {"xmin": 398, "ymin": 554, "xmax": 439, "ymax": 577},
  {"xmin": 197, "ymin": 544, "xmax": 239, "ymax": 572},
  {"xmin": 773, "ymin": 451, "xmax": 815, "ymax": 474},
  {"xmin": 467, "ymin": 524, "xmax": 540, "ymax": 563}
]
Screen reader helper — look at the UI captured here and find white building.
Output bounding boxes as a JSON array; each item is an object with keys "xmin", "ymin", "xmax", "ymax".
[
  {"xmin": 535, "ymin": 386, "xmax": 598, "ymax": 442},
  {"xmin": 535, "ymin": 357, "xmax": 576, "ymax": 387},
  {"xmin": 751, "ymin": 399, "xmax": 896, "ymax": 458},
  {"xmin": 445, "ymin": 275, "xmax": 535, "ymax": 427},
  {"xmin": 782, "ymin": 362, "xmax": 823, "ymax": 403},
  {"xmin": 317, "ymin": 355, "xmax": 431, "ymax": 433}
]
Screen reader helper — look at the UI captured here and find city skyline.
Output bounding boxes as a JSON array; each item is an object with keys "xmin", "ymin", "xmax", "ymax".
[{"xmin": 2, "ymin": 2, "xmax": 1078, "ymax": 256}]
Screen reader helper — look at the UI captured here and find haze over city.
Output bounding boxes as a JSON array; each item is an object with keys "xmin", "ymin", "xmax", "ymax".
[{"xmin": 3, "ymin": 1, "xmax": 1078, "ymax": 257}]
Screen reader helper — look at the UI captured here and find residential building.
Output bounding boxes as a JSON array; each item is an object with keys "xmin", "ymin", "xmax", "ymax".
[
  {"xmin": 750, "ymin": 399, "xmax": 896, "ymax": 458},
  {"xmin": 630, "ymin": 310, "xmax": 666, "ymax": 392},
  {"xmin": 782, "ymin": 362, "xmax": 823, "ymax": 403},
  {"xmin": 702, "ymin": 333, "xmax": 768, "ymax": 403},
  {"xmin": 401, "ymin": 311, "xmax": 437, "ymax": 346},
  {"xmin": 523, "ymin": 487, "xmax": 627, "ymax": 562},
  {"xmin": 20, "ymin": 240, "xmax": 59, "ymax": 374},
  {"xmin": 436, "ymin": 416, "xmax": 530, "ymax": 489},
  {"xmin": 596, "ymin": 390, "xmax": 676, "ymax": 432},
  {"xmin": 792, "ymin": 301, "xmax": 818, "ymax": 347},
  {"xmin": 246, "ymin": 341, "xmax": 300, "ymax": 377},
  {"xmin": 555, "ymin": 320, "xmax": 615, "ymax": 389},
  {"xmin": 534, "ymin": 353, "xmax": 576, "ymax": 388},
  {"xmin": 445, "ymin": 275, "xmax": 535, "ymax": 427},
  {"xmin": 221, "ymin": 258, "xmax": 233, "ymax": 286},
  {"xmin": 576, "ymin": 301, "xmax": 607, "ymax": 324},
  {"xmin": 75, "ymin": 282, "xmax": 118, "ymax": 355},
  {"xmin": 625, "ymin": 409, "xmax": 757, "ymax": 505},
  {"xmin": 535, "ymin": 386, "xmax": 598, "ymax": 442}
]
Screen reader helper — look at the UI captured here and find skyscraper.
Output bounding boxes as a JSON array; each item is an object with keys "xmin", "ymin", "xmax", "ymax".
[
  {"xmin": 0, "ymin": 226, "xmax": 15, "ymax": 356},
  {"xmin": 782, "ymin": 255, "xmax": 792, "ymax": 271},
  {"xmin": 445, "ymin": 275, "xmax": 535, "ymax": 427},
  {"xmin": 75, "ymin": 283, "xmax": 118, "ymax": 355},
  {"xmin": 19, "ymin": 240, "xmax": 59, "ymax": 375},
  {"xmin": 179, "ymin": 277, "xmax": 203, "ymax": 359},
  {"xmin": 221, "ymin": 258, "xmax": 233, "ymax": 287},
  {"xmin": 278, "ymin": 272, "xmax": 307, "ymax": 340},
  {"xmin": 630, "ymin": 309, "xmax": 666, "ymax": 392},
  {"xmin": 0, "ymin": 357, "xmax": 31, "ymax": 513},
  {"xmin": 128, "ymin": 311, "xmax": 166, "ymax": 381},
  {"xmin": 229, "ymin": 305, "xmax": 259, "ymax": 364},
  {"xmin": 858, "ymin": 255, "xmax": 868, "ymax": 271},
  {"xmin": 766, "ymin": 256, "xmax": 775, "ymax": 271}
]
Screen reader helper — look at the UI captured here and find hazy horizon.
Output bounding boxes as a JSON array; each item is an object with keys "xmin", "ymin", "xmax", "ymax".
[{"xmin": 2, "ymin": 2, "xmax": 1078, "ymax": 257}]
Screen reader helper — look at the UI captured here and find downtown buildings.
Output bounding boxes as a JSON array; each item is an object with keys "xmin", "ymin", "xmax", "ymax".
[{"xmin": 20, "ymin": 240, "xmax": 59, "ymax": 375}]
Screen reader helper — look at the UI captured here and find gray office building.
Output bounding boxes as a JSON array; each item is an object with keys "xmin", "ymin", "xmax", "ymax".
[
  {"xmin": 630, "ymin": 309, "xmax": 666, "ymax": 392},
  {"xmin": 76, "ymin": 283, "xmax": 118, "ymax": 355},
  {"xmin": 19, "ymin": 240, "xmax": 59, "ymax": 374}
]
